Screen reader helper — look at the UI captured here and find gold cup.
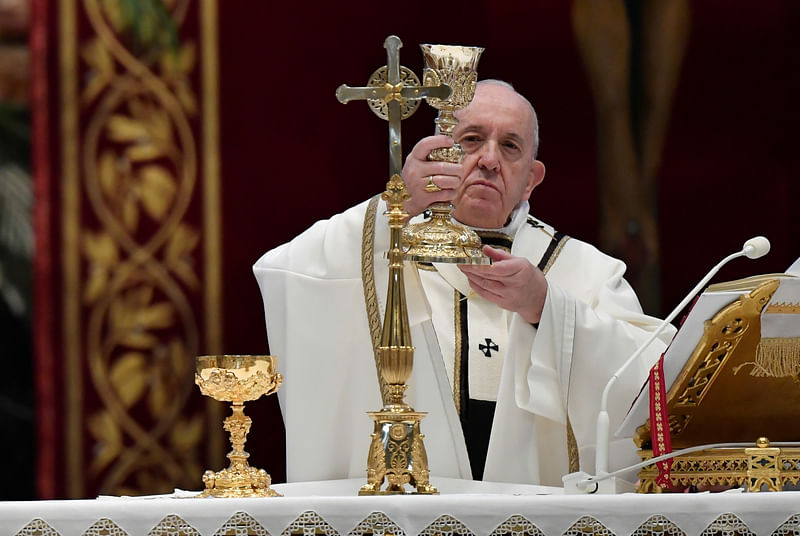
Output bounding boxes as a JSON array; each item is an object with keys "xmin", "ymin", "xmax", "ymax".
[
  {"xmin": 402, "ymin": 44, "xmax": 489, "ymax": 265},
  {"xmin": 194, "ymin": 355, "xmax": 282, "ymax": 498}
]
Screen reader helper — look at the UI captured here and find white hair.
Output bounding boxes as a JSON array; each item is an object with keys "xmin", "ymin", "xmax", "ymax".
[{"xmin": 476, "ymin": 79, "xmax": 540, "ymax": 159}]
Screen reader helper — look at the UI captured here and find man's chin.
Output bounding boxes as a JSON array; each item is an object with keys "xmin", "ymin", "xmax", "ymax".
[{"xmin": 453, "ymin": 201, "xmax": 505, "ymax": 229}]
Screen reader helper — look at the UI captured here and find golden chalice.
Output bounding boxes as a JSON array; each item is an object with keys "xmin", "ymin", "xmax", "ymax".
[
  {"xmin": 403, "ymin": 43, "xmax": 489, "ymax": 265},
  {"xmin": 195, "ymin": 355, "xmax": 282, "ymax": 498}
]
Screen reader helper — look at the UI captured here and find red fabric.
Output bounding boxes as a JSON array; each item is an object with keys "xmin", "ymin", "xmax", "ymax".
[
  {"xmin": 649, "ymin": 355, "xmax": 673, "ymax": 488},
  {"xmin": 30, "ymin": 0, "xmax": 57, "ymax": 499}
]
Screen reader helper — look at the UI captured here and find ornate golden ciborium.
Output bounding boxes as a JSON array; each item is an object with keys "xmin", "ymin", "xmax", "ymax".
[
  {"xmin": 194, "ymin": 355, "xmax": 282, "ymax": 498},
  {"xmin": 403, "ymin": 44, "xmax": 489, "ymax": 265}
]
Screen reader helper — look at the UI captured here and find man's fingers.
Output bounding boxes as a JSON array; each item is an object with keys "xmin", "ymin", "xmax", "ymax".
[
  {"xmin": 483, "ymin": 245, "xmax": 513, "ymax": 261},
  {"xmin": 409, "ymin": 134, "xmax": 453, "ymax": 160},
  {"xmin": 424, "ymin": 174, "xmax": 460, "ymax": 191},
  {"xmin": 463, "ymin": 271, "xmax": 507, "ymax": 295}
]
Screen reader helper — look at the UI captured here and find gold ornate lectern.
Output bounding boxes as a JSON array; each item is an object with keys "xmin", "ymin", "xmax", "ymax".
[{"xmin": 635, "ymin": 277, "xmax": 800, "ymax": 492}]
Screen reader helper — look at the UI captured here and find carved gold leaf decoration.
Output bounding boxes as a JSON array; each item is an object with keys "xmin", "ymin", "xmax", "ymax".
[
  {"xmin": 160, "ymin": 42, "xmax": 197, "ymax": 115},
  {"xmin": 107, "ymin": 115, "xmax": 150, "ymax": 143},
  {"xmin": 165, "ymin": 223, "xmax": 199, "ymax": 289},
  {"xmin": 100, "ymin": 0, "xmax": 125, "ymax": 33},
  {"xmin": 129, "ymin": 98, "xmax": 173, "ymax": 146},
  {"xmin": 139, "ymin": 164, "xmax": 177, "ymax": 221},
  {"xmin": 170, "ymin": 412, "xmax": 204, "ymax": 452},
  {"xmin": 110, "ymin": 351, "xmax": 148, "ymax": 407},
  {"xmin": 109, "ymin": 285, "xmax": 175, "ymax": 349},
  {"xmin": 88, "ymin": 410, "xmax": 122, "ymax": 474},
  {"xmin": 127, "ymin": 142, "xmax": 163, "ymax": 163},
  {"xmin": 81, "ymin": 37, "xmax": 115, "ymax": 104},
  {"xmin": 98, "ymin": 150, "xmax": 119, "ymax": 198},
  {"xmin": 122, "ymin": 193, "xmax": 139, "ymax": 232},
  {"xmin": 83, "ymin": 231, "xmax": 119, "ymax": 304}
]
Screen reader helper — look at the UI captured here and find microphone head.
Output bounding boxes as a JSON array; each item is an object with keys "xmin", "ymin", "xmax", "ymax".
[{"xmin": 743, "ymin": 236, "xmax": 770, "ymax": 259}]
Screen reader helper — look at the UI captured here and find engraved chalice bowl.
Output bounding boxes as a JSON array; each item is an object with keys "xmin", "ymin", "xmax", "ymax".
[
  {"xmin": 195, "ymin": 355, "xmax": 282, "ymax": 497},
  {"xmin": 403, "ymin": 44, "xmax": 489, "ymax": 265}
]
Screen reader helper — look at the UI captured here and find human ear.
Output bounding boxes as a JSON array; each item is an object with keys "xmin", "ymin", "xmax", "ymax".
[{"xmin": 521, "ymin": 160, "xmax": 546, "ymax": 200}]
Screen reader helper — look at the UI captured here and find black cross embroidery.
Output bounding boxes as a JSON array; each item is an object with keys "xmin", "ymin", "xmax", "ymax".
[
  {"xmin": 478, "ymin": 338, "xmax": 499, "ymax": 357},
  {"xmin": 527, "ymin": 217, "xmax": 543, "ymax": 229}
]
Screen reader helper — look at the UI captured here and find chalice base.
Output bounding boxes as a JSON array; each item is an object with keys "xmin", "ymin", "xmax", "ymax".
[
  {"xmin": 359, "ymin": 410, "xmax": 438, "ymax": 495},
  {"xmin": 197, "ymin": 465, "xmax": 282, "ymax": 498},
  {"xmin": 402, "ymin": 203, "xmax": 490, "ymax": 265}
]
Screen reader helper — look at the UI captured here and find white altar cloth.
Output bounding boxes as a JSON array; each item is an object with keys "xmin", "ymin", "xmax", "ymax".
[{"xmin": 2, "ymin": 478, "xmax": 800, "ymax": 536}]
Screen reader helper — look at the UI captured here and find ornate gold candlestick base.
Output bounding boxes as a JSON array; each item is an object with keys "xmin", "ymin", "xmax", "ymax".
[
  {"xmin": 359, "ymin": 370, "xmax": 437, "ymax": 495},
  {"xmin": 195, "ymin": 355, "xmax": 283, "ymax": 498},
  {"xmin": 359, "ymin": 410, "xmax": 437, "ymax": 495}
]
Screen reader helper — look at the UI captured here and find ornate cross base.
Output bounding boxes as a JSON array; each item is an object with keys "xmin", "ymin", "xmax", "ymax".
[{"xmin": 359, "ymin": 411, "xmax": 438, "ymax": 495}]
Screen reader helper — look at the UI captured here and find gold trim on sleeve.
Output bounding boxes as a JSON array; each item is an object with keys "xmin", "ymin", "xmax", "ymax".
[
  {"xmin": 361, "ymin": 195, "xmax": 388, "ymax": 404},
  {"xmin": 541, "ymin": 235, "xmax": 570, "ymax": 276},
  {"xmin": 453, "ymin": 290, "xmax": 462, "ymax": 415}
]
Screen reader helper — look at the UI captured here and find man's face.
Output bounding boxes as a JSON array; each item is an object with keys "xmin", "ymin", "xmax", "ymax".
[{"xmin": 451, "ymin": 84, "xmax": 545, "ymax": 229}]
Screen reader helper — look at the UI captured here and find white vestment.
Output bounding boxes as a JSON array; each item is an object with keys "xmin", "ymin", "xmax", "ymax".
[{"xmin": 253, "ymin": 197, "xmax": 674, "ymax": 486}]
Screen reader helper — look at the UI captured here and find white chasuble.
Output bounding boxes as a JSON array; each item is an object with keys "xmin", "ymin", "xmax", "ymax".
[{"xmin": 253, "ymin": 196, "xmax": 674, "ymax": 486}]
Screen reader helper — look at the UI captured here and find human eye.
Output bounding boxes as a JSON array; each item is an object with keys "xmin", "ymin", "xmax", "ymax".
[{"xmin": 459, "ymin": 134, "xmax": 482, "ymax": 152}]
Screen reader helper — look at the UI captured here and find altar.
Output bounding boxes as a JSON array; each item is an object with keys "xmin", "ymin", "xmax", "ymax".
[{"xmin": 3, "ymin": 478, "xmax": 800, "ymax": 536}]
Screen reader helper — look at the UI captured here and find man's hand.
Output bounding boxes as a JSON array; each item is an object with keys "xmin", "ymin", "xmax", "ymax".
[
  {"xmin": 402, "ymin": 135, "xmax": 464, "ymax": 218},
  {"xmin": 459, "ymin": 245, "xmax": 548, "ymax": 324}
]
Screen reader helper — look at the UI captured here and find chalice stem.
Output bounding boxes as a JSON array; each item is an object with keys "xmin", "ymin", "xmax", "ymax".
[{"xmin": 225, "ymin": 401, "xmax": 251, "ymax": 468}]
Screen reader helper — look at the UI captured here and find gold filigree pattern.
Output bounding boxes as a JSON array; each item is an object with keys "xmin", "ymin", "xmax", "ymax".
[
  {"xmin": 148, "ymin": 514, "xmax": 201, "ymax": 536},
  {"xmin": 348, "ymin": 512, "xmax": 405, "ymax": 536},
  {"xmin": 631, "ymin": 515, "xmax": 686, "ymax": 536},
  {"xmin": 563, "ymin": 516, "xmax": 614, "ymax": 536},
  {"xmin": 419, "ymin": 515, "xmax": 474, "ymax": 536},
  {"xmin": 60, "ymin": 0, "xmax": 220, "ymax": 497},
  {"xmin": 84, "ymin": 518, "xmax": 129, "ymax": 536},
  {"xmin": 281, "ymin": 511, "xmax": 338, "ymax": 536},
  {"xmin": 214, "ymin": 512, "xmax": 270, "ymax": 536},
  {"xmin": 15, "ymin": 519, "xmax": 61, "ymax": 536},
  {"xmin": 488, "ymin": 515, "xmax": 544, "ymax": 536},
  {"xmin": 699, "ymin": 513, "xmax": 754, "ymax": 536},
  {"xmin": 366, "ymin": 66, "xmax": 421, "ymax": 120}
]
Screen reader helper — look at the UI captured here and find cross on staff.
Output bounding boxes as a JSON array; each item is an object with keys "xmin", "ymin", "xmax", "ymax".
[{"xmin": 336, "ymin": 35, "xmax": 450, "ymax": 179}]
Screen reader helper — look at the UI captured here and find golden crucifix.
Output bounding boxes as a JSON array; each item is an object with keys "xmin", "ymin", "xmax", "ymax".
[{"xmin": 336, "ymin": 35, "xmax": 449, "ymax": 495}]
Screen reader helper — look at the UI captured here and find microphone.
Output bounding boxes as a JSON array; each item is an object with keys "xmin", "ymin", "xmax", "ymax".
[
  {"xmin": 564, "ymin": 236, "xmax": 771, "ymax": 494},
  {"xmin": 743, "ymin": 236, "xmax": 770, "ymax": 259}
]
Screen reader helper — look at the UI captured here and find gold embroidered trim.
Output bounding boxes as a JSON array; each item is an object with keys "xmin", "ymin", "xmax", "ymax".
[
  {"xmin": 453, "ymin": 290, "xmax": 462, "ymax": 415},
  {"xmin": 541, "ymin": 235, "xmax": 570, "ymax": 275},
  {"xmin": 566, "ymin": 415, "xmax": 579, "ymax": 473},
  {"xmin": 361, "ymin": 195, "xmax": 388, "ymax": 404},
  {"xmin": 765, "ymin": 302, "xmax": 800, "ymax": 314}
]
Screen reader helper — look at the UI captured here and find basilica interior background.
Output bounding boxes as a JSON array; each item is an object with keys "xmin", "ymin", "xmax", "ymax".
[{"xmin": 0, "ymin": 0, "xmax": 797, "ymax": 499}]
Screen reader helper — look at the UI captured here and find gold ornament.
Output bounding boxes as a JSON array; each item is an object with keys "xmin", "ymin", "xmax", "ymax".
[
  {"xmin": 194, "ymin": 355, "xmax": 282, "ymax": 498},
  {"xmin": 403, "ymin": 44, "xmax": 489, "ymax": 265}
]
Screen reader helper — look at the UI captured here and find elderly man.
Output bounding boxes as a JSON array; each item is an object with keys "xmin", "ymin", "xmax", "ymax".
[{"xmin": 254, "ymin": 80, "xmax": 673, "ymax": 486}]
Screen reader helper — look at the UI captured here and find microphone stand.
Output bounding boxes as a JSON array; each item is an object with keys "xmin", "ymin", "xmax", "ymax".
[{"xmin": 564, "ymin": 237, "xmax": 770, "ymax": 494}]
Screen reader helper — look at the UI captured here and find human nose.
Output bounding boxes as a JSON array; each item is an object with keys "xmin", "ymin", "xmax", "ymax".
[{"xmin": 476, "ymin": 140, "xmax": 500, "ymax": 171}]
